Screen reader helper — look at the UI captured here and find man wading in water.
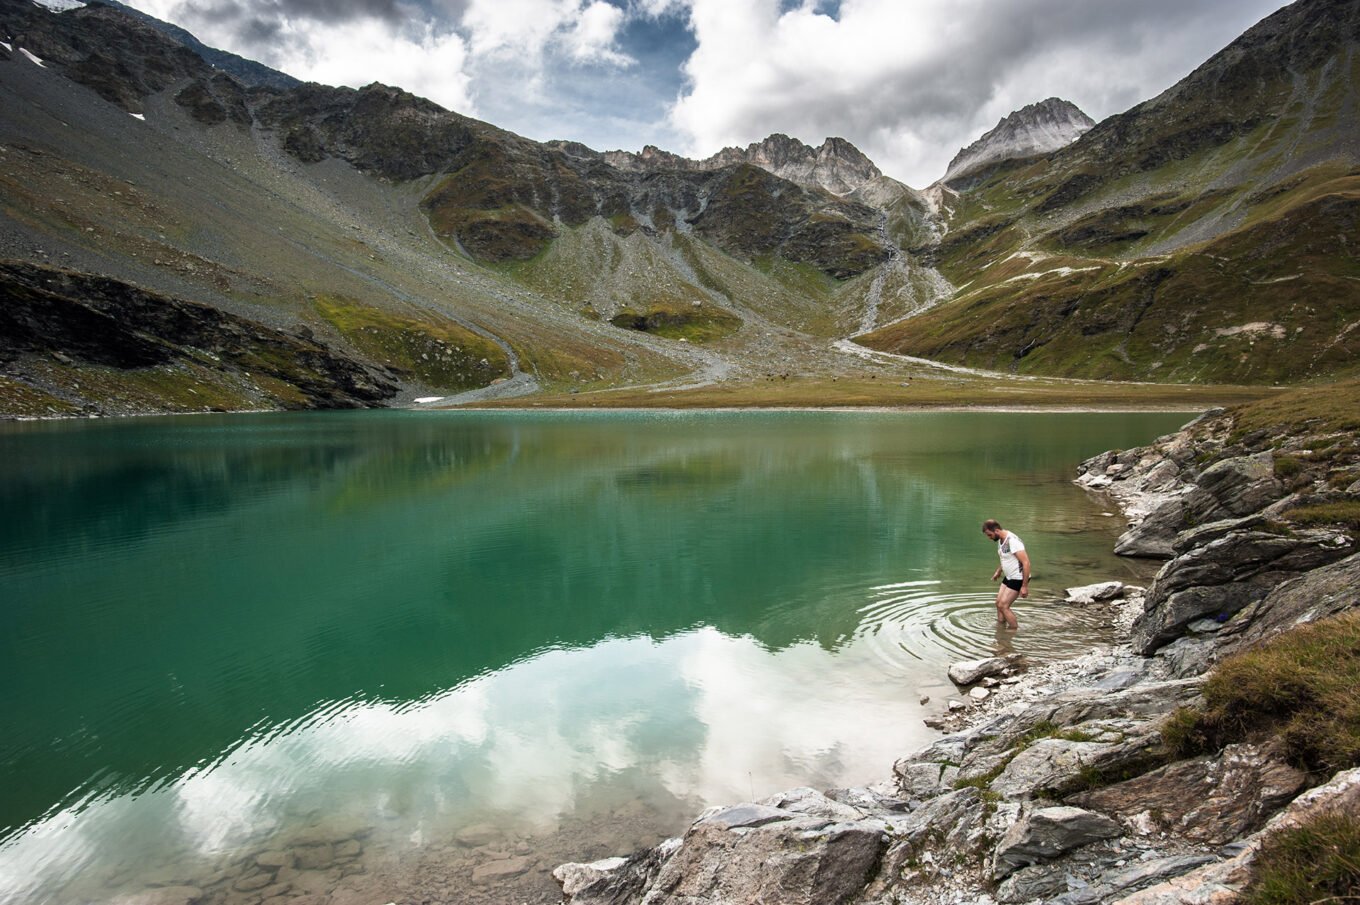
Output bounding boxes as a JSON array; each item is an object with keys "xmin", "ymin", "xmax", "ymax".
[{"xmin": 982, "ymin": 519, "xmax": 1029, "ymax": 630}]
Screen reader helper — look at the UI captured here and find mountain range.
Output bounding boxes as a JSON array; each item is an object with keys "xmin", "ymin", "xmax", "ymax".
[{"xmin": 0, "ymin": 0, "xmax": 1356, "ymax": 417}]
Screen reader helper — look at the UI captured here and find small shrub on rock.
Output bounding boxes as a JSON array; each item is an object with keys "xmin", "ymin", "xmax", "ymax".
[
  {"xmin": 1273, "ymin": 456, "xmax": 1303, "ymax": 479},
  {"xmin": 1160, "ymin": 706, "xmax": 1211, "ymax": 757}
]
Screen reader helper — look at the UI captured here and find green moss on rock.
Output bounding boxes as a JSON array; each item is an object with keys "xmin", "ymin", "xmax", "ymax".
[
  {"xmin": 609, "ymin": 299, "xmax": 742, "ymax": 343},
  {"xmin": 314, "ymin": 296, "xmax": 510, "ymax": 390}
]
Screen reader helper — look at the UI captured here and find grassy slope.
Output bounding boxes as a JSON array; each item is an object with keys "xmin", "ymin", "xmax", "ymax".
[
  {"xmin": 857, "ymin": 10, "xmax": 1360, "ymax": 385},
  {"xmin": 860, "ymin": 175, "xmax": 1360, "ymax": 383}
]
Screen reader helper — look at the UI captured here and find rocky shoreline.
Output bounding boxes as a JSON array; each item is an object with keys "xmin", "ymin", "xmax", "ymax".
[{"xmin": 553, "ymin": 408, "xmax": 1360, "ymax": 905}]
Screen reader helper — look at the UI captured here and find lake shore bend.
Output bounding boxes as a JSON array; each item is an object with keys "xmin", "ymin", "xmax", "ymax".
[{"xmin": 552, "ymin": 392, "xmax": 1360, "ymax": 905}]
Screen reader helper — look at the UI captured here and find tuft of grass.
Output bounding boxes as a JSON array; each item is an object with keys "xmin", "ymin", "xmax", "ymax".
[
  {"xmin": 1282, "ymin": 501, "xmax": 1360, "ymax": 531},
  {"xmin": 1015, "ymin": 720, "xmax": 1097, "ymax": 748},
  {"xmin": 1273, "ymin": 455, "xmax": 1304, "ymax": 479},
  {"xmin": 1242, "ymin": 812, "xmax": 1360, "ymax": 905},
  {"xmin": 953, "ymin": 761, "xmax": 1010, "ymax": 792},
  {"xmin": 1161, "ymin": 706, "xmax": 1211, "ymax": 758},
  {"xmin": 1176, "ymin": 612, "xmax": 1360, "ymax": 775}
]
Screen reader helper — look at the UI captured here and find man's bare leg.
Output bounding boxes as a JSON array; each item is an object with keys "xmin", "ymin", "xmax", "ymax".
[{"xmin": 995, "ymin": 585, "xmax": 1020, "ymax": 630}]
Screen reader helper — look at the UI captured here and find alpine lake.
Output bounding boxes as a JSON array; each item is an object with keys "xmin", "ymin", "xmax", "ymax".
[{"xmin": 0, "ymin": 409, "xmax": 1191, "ymax": 904}]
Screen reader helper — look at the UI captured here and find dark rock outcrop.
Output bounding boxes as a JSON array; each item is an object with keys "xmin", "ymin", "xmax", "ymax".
[
  {"xmin": 1132, "ymin": 524, "xmax": 1356, "ymax": 654},
  {"xmin": 991, "ymin": 806, "xmax": 1122, "ymax": 880},
  {"xmin": 0, "ymin": 0, "xmax": 211, "ymax": 114},
  {"xmin": 1113, "ymin": 452, "xmax": 1283, "ymax": 558},
  {"xmin": 173, "ymin": 72, "xmax": 252, "ymax": 126},
  {"xmin": 254, "ymin": 82, "xmax": 480, "ymax": 182},
  {"xmin": 97, "ymin": 0, "xmax": 300, "ymax": 90},
  {"xmin": 1216, "ymin": 552, "xmax": 1360, "ymax": 656},
  {"xmin": 0, "ymin": 261, "xmax": 398, "ymax": 412},
  {"xmin": 1071, "ymin": 742, "xmax": 1308, "ymax": 845}
]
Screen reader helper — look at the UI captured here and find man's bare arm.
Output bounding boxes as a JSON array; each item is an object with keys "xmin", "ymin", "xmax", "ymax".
[{"xmin": 1016, "ymin": 550, "xmax": 1031, "ymax": 597}]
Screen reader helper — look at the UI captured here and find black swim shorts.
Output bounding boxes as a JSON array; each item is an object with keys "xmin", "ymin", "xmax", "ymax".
[{"xmin": 1001, "ymin": 577, "xmax": 1024, "ymax": 592}]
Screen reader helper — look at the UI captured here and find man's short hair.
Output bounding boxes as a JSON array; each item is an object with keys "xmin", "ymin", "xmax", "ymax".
[{"xmin": 982, "ymin": 519, "xmax": 1002, "ymax": 532}]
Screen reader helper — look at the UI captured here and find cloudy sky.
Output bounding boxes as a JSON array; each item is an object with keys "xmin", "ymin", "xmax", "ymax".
[{"xmin": 122, "ymin": 0, "xmax": 1289, "ymax": 187}]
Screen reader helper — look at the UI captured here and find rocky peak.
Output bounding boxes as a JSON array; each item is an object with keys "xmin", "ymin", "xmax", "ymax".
[
  {"xmin": 598, "ymin": 144, "xmax": 692, "ymax": 172},
  {"xmin": 601, "ymin": 133, "xmax": 883, "ymax": 196},
  {"xmin": 1, "ymin": 0, "xmax": 210, "ymax": 113},
  {"xmin": 942, "ymin": 97, "xmax": 1094, "ymax": 185},
  {"xmin": 742, "ymin": 133, "xmax": 883, "ymax": 195}
]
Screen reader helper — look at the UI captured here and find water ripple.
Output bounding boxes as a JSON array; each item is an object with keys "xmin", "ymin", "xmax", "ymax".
[{"xmin": 856, "ymin": 581, "xmax": 1119, "ymax": 671}]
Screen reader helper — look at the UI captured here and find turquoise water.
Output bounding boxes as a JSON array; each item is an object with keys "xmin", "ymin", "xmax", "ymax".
[{"xmin": 0, "ymin": 410, "xmax": 1188, "ymax": 903}]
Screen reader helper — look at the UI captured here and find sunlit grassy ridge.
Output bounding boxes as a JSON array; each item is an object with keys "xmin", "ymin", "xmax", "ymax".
[{"xmin": 857, "ymin": 175, "xmax": 1360, "ymax": 384}]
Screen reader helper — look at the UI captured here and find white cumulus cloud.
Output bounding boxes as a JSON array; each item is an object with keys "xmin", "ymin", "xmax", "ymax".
[
  {"xmin": 663, "ymin": 0, "xmax": 1289, "ymax": 187},
  {"xmin": 278, "ymin": 17, "xmax": 473, "ymax": 112},
  {"xmin": 131, "ymin": 0, "xmax": 475, "ymax": 112},
  {"xmin": 461, "ymin": 0, "xmax": 633, "ymax": 65}
]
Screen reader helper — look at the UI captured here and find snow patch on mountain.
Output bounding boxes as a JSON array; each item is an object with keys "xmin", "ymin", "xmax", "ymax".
[{"xmin": 942, "ymin": 97, "xmax": 1094, "ymax": 185}]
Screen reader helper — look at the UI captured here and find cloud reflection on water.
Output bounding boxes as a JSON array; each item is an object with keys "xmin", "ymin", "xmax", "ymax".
[{"xmin": 0, "ymin": 626, "xmax": 934, "ymax": 902}]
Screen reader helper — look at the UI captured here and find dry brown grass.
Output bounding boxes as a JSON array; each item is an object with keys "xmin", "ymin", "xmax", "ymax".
[
  {"xmin": 1165, "ymin": 611, "xmax": 1360, "ymax": 776},
  {"xmin": 1243, "ymin": 811, "xmax": 1360, "ymax": 905},
  {"xmin": 468, "ymin": 375, "xmax": 1271, "ymax": 411}
]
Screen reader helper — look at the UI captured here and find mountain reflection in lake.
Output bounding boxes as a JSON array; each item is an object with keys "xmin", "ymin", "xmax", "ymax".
[{"xmin": 0, "ymin": 410, "xmax": 1185, "ymax": 904}]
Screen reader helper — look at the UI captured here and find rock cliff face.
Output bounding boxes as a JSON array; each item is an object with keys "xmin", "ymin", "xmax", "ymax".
[
  {"xmin": 942, "ymin": 98, "xmax": 1094, "ymax": 187},
  {"xmin": 556, "ymin": 399, "xmax": 1360, "ymax": 904},
  {"xmin": 0, "ymin": 0, "xmax": 208, "ymax": 114}
]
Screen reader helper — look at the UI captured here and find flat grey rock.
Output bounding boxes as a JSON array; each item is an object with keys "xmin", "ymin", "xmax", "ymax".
[
  {"xmin": 1064, "ymin": 581, "xmax": 1124, "ymax": 604},
  {"xmin": 992, "ymin": 806, "xmax": 1121, "ymax": 879},
  {"xmin": 948, "ymin": 656, "xmax": 1010, "ymax": 686},
  {"xmin": 697, "ymin": 804, "xmax": 793, "ymax": 829},
  {"xmin": 761, "ymin": 787, "xmax": 867, "ymax": 823}
]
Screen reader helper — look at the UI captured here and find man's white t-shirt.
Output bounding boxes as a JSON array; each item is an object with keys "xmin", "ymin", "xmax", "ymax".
[{"xmin": 998, "ymin": 532, "xmax": 1026, "ymax": 581}]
